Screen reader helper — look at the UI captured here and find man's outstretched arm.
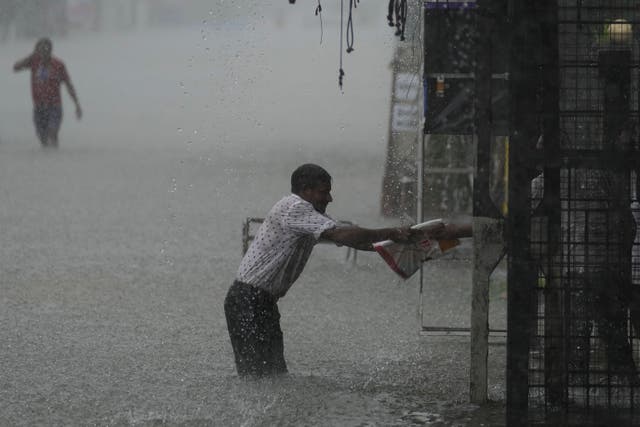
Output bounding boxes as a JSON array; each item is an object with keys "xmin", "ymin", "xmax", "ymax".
[
  {"xmin": 321, "ymin": 222, "xmax": 472, "ymax": 251},
  {"xmin": 63, "ymin": 71, "xmax": 82, "ymax": 119},
  {"xmin": 433, "ymin": 223, "xmax": 473, "ymax": 239},
  {"xmin": 321, "ymin": 226, "xmax": 419, "ymax": 251}
]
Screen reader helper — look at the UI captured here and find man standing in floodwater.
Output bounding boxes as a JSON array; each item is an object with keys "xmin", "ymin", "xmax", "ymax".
[
  {"xmin": 224, "ymin": 163, "xmax": 472, "ymax": 377},
  {"xmin": 13, "ymin": 37, "xmax": 82, "ymax": 147}
]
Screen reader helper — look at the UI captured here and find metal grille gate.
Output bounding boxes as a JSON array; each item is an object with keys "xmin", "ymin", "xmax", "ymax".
[{"xmin": 507, "ymin": 1, "xmax": 640, "ymax": 425}]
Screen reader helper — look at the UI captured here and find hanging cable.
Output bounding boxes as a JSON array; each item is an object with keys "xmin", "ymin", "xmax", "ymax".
[
  {"xmin": 387, "ymin": 0, "xmax": 395, "ymax": 27},
  {"xmin": 395, "ymin": 0, "xmax": 401, "ymax": 36},
  {"xmin": 315, "ymin": 1, "xmax": 323, "ymax": 44},
  {"xmin": 346, "ymin": 0, "xmax": 359, "ymax": 53},
  {"xmin": 339, "ymin": 0, "xmax": 345, "ymax": 89},
  {"xmin": 394, "ymin": 0, "xmax": 407, "ymax": 41},
  {"xmin": 400, "ymin": 0, "xmax": 407, "ymax": 40}
]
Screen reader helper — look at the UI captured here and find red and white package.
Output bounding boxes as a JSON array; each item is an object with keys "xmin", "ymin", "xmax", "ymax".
[{"xmin": 373, "ymin": 219, "xmax": 460, "ymax": 279}]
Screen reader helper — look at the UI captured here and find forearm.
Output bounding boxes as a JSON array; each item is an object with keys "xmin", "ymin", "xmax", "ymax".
[
  {"xmin": 322, "ymin": 226, "xmax": 402, "ymax": 250},
  {"xmin": 446, "ymin": 223, "xmax": 472, "ymax": 239},
  {"xmin": 345, "ymin": 240, "xmax": 377, "ymax": 252},
  {"xmin": 67, "ymin": 84, "xmax": 80, "ymax": 106}
]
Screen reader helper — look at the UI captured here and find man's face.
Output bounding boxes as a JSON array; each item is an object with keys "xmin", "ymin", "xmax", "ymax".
[{"xmin": 300, "ymin": 182, "xmax": 332, "ymax": 214}]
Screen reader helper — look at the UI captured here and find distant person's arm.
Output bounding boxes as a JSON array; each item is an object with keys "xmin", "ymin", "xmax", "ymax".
[
  {"xmin": 13, "ymin": 55, "xmax": 32, "ymax": 72},
  {"xmin": 321, "ymin": 225, "xmax": 423, "ymax": 251},
  {"xmin": 62, "ymin": 67, "xmax": 82, "ymax": 119}
]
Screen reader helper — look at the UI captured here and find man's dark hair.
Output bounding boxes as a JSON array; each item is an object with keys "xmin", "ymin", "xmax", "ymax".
[{"xmin": 291, "ymin": 164, "xmax": 332, "ymax": 193}]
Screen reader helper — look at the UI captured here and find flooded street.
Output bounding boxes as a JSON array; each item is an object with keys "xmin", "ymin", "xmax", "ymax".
[{"xmin": 0, "ymin": 4, "xmax": 505, "ymax": 426}]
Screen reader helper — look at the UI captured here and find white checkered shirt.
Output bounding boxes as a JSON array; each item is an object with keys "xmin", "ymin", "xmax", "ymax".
[{"xmin": 236, "ymin": 194, "xmax": 337, "ymax": 298}]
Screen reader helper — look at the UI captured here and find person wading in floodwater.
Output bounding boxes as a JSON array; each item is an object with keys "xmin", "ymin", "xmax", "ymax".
[
  {"xmin": 13, "ymin": 37, "xmax": 82, "ymax": 148},
  {"xmin": 224, "ymin": 163, "xmax": 471, "ymax": 377}
]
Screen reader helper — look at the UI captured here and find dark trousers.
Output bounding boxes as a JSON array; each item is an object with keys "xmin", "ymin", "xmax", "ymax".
[
  {"xmin": 224, "ymin": 281, "xmax": 287, "ymax": 377},
  {"xmin": 33, "ymin": 105, "xmax": 62, "ymax": 146}
]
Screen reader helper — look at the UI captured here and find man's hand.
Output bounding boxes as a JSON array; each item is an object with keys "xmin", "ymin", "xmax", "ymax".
[
  {"xmin": 75, "ymin": 105, "xmax": 82, "ymax": 120},
  {"xmin": 420, "ymin": 222, "xmax": 446, "ymax": 240},
  {"xmin": 388, "ymin": 226, "xmax": 422, "ymax": 243}
]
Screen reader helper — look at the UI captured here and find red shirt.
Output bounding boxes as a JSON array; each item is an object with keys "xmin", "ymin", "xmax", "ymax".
[{"xmin": 28, "ymin": 56, "xmax": 69, "ymax": 106}]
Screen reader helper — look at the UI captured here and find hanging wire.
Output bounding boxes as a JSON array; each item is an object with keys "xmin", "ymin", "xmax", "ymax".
[
  {"xmin": 315, "ymin": 1, "xmax": 323, "ymax": 44},
  {"xmin": 395, "ymin": 0, "xmax": 408, "ymax": 41},
  {"xmin": 387, "ymin": 0, "xmax": 396, "ymax": 27},
  {"xmin": 401, "ymin": 0, "xmax": 408, "ymax": 41},
  {"xmin": 346, "ymin": 0, "xmax": 359, "ymax": 53},
  {"xmin": 339, "ymin": 0, "xmax": 345, "ymax": 89}
]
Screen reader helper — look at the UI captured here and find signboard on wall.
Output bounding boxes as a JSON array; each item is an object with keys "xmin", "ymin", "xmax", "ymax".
[{"xmin": 391, "ymin": 72, "xmax": 420, "ymax": 133}]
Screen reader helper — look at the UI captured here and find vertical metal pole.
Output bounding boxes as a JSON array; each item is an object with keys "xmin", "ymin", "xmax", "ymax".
[
  {"xmin": 418, "ymin": 2, "xmax": 427, "ymax": 324},
  {"xmin": 470, "ymin": 0, "xmax": 490, "ymax": 404},
  {"xmin": 506, "ymin": 0, "xmax": 542, "ymax": 423},
  {"xmin": 538, "ymin": 0, "xmax": 563, "ymax": 408},
  {"xmin": 470, "ymin": 0, "xmax": 506, "ymax": 404},
  {"xmin": 418, "ymin": 132, "xmax": 427, "ymax": 322},
  {"xmin": 418, "ymin": 113, "xmax": 426, "ymax": 224}
]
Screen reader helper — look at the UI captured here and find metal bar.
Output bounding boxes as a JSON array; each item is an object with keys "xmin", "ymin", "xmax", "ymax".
[
  {"xmin": 506, "ymin": 0, "xmax": 544, "ymax": 423},
  {"xmin": 559, "ymin": 62, "xmax": 640, "ymax": 68},
  {"xmin": 418, "ymin": 3, "xmax": 428, "ymax": 332},
  {"xmin": 470, "ymin": 0, "xmax": 502, "ymax": 404},
  {"xmin": 515, "ymin": 150, "xmax": 640, "ymax": 170},
  {"xmin": 539, "ymin": 0, "xmax": 564, "ymax": 408},
  {"xmin": 557, "ymin": 6, "xmax": 638, "ymax": 11},
  {"xmin": 425, "ymin": 72, "xmax": 510, "ymax": 79},
  {"xmin": 424, "ymin": 167, "xmax": 474, "ymax": 174},
  {"xmin": 558, "ymin": 19, "xmax": 640, "ymax": 24},
  {"xmin": 422, "ymin": 326, "xmax": 507, "ymax": 334}
]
